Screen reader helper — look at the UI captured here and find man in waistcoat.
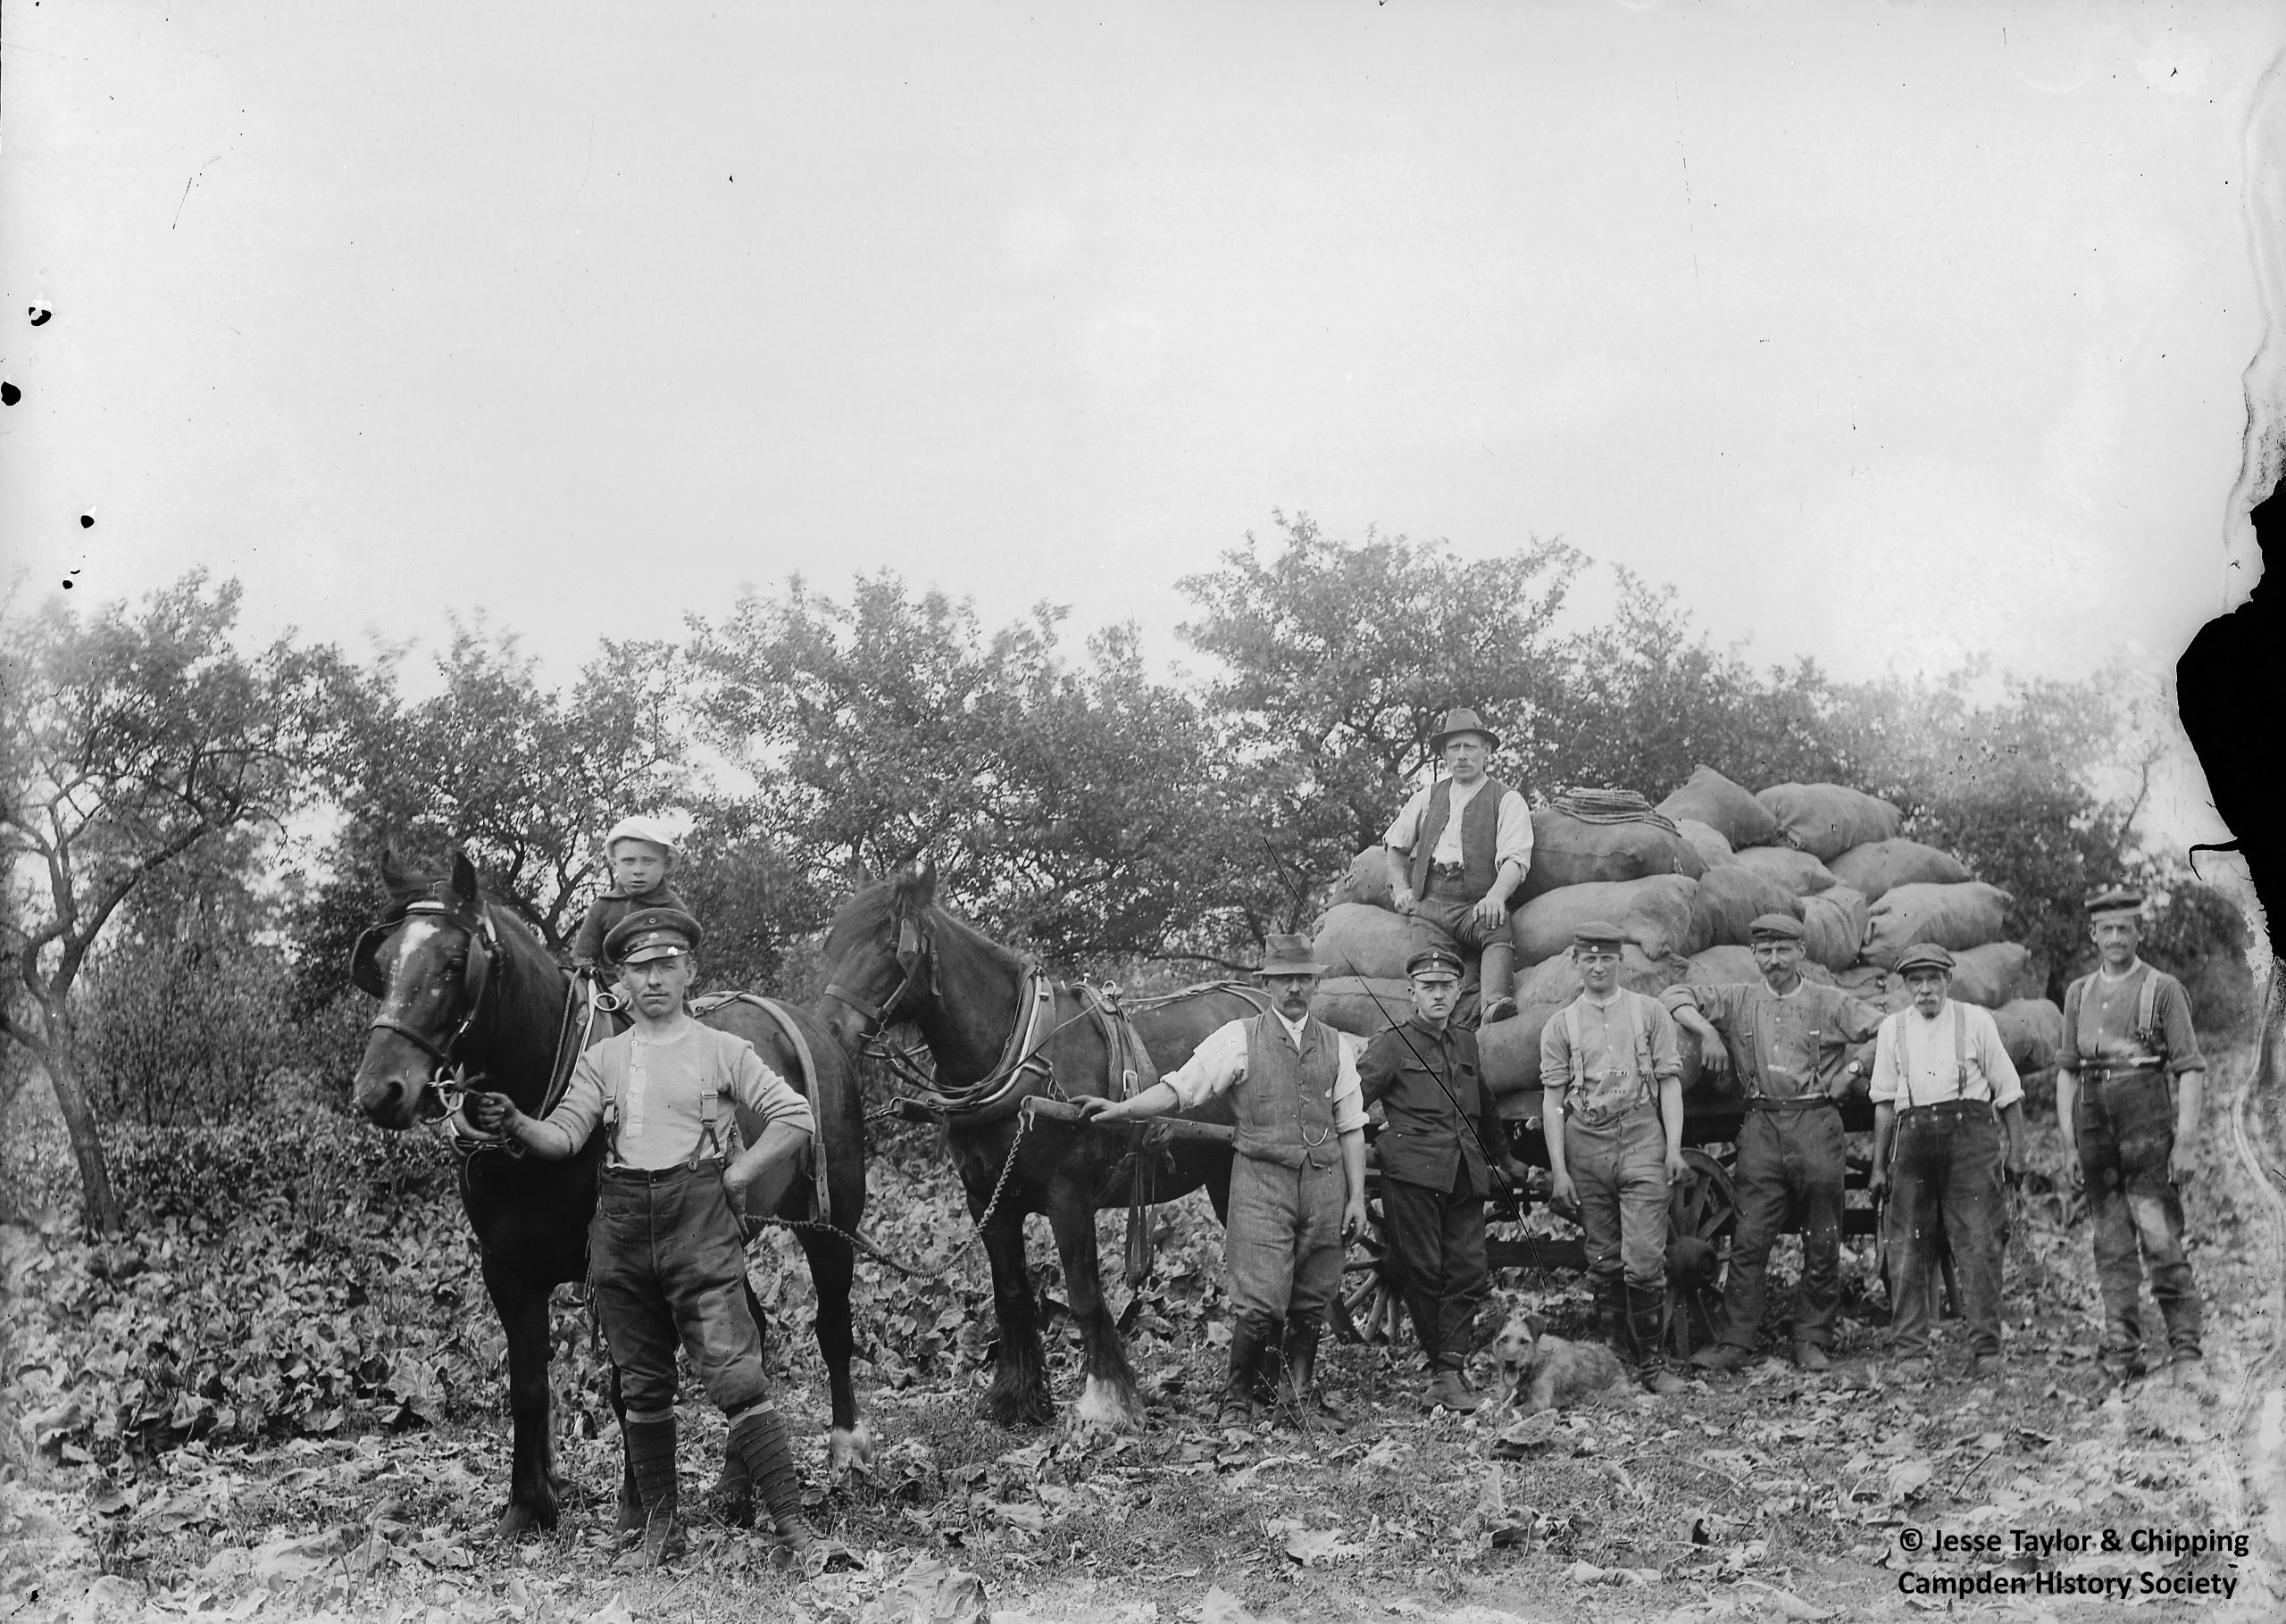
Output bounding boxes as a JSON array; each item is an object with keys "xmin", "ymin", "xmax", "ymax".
[
  {"xmin": 1865, "ymin": 945, "xmax": 2026, "ymax": 1381},
  {"xmin": 1358, "ymin": 943, "xmax": 1531, "ymax": 1412},
  {"xmin": 1079, "ymin": 935, "xmax": 1370, "ymax": 1430},
  {"xmin": 2056, "ymin": 887, "xmax": 2208, "ymax": 1384},
  {"xmin": 1382, "ymin": 707, "xmax": 1533, "ymax": 1025},
  {"xmin": 1667, "ymin": 914, "xmax": 1887, "ymax": 1373},
  {"xmin": 1541, "ymin": 920, "xmax": 1690, "ymax": 1395},
  {"xmin": 467, "ymin": 908, "xmax": 828, "ymax": 1564}
]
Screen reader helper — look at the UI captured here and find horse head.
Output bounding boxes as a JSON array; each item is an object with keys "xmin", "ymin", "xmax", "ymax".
[
  {"xmin": 816, "ymin": 860, "xmax": 942, "ymax": 1052},
  {"xmin": 351, "ymin": 848, "xmax": 506, "ymax": 1129}
]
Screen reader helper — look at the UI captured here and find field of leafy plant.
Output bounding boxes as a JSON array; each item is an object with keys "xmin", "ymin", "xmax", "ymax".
[{"xmin": 2, "ymin": 1036, "xmax": 2273, "ymax": 1623}]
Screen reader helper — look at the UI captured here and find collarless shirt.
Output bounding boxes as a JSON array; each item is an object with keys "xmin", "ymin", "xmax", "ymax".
[
  {"xmin": 1540, "ymin": 989, "xmax": 1683, "ymax": 1120},
  {"xmin": 1663, "ymin": 978, "xmax": 1885, "ymax": 1101},
  {"xmin": 1869, "ymin": 1000, "xmax": 2023, "ymax": 1111},
  {"xmin": 1162, "ymin": 1017, "xmax": 1369, "ymax": 1132},
  {"xmin": 1383, "ymin": 779, "xmax": 1535, "ymax": 870},
  {"xmin": 2068, "ymin": 960, "xmax": 2205, "ymax": 1074},
  {"xmin": 529, "ymin": 1020, "xmax": 816, "ymax": 1169}
]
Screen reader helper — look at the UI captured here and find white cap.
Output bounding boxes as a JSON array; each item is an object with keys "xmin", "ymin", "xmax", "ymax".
[{"xmin": 604, "ymin": 815, "xmax": 680, "ymax": 855}]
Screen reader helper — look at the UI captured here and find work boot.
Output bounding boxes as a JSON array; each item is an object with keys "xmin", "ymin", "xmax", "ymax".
[
  {"xmin": 1791, "ymin": 1342, "xmax": 1831, "ymax": 1372},
  {"xmin": 1690, "ymin": 1342, "xmax": 1752, "ymax": 1375},
  {"xmin": 1595, "ymin": 1274, "xmax": 1628, "ymax": 1353},
  {"xmin": 621, "ymin": 1417, "xmax": 684, "ymax": 1567},
  {"xmin": 1960, "ymin": 1350, "xmax": 2004, "ymax": 1384},
  {"xmin": 1274, "ymin": 1319, "xmax": 1348, "ymax": 1433},
  {"xmin": 2098, "ymin": 1346, "xmax": 2148, "ymax": 1384},
  {"xmin": 1478, "ymin": 941, "xmax": 1519, "ymax": 1024},
  {"xmin": 1629, "ymin": 1285, "xmax": 1688, "ymax": 1396},
  {"xmin": 1425, "ymin": 1362, "xmax": 1480, "ymax": 1413},
  {"xmin": 1218, "ymin": 1321, "xmax": 1269, "ymax": 1427},
  {"xmin": 1251, "ymin": 1317, "xmax": 1287, "ymax": 1409}
]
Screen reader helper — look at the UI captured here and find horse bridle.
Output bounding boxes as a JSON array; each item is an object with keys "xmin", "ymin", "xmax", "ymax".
[
  {"xmin": 353, "ymin": 899, "xmax": 503, "ymax": 1121},
  {"xmin": 822, "ymin": 908, "xmax": 938, "ymax": 1033}
]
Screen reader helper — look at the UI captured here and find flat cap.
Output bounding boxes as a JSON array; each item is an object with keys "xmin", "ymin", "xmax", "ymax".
[
  {"xmin": 1893, "ymin": 944, "xmax": 1956, "ymax": 976},
  {"xmin": 1406, "ymin": 943, "xmax": 1465, "ymax": 981},
  {"xmin": 1748, "ymin": 912, "xmax": 1806, "ymax": 941},
  {"xmin": 605, "ymin": 815, "xmax": 680, "ymax": 854},
  {"xmin": 2086, "ymin": 886, "xmax": 2146, "ymax": 919},
  {"xmin": 605, "ymin": 905, "xmax": 704, "ymax": 965},
  {"xmin": 1571, "ymin": 920, "xmax": 1628, "ymax": 950}
]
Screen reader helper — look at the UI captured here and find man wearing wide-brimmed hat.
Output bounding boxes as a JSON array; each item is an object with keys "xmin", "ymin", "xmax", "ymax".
[
  {"xmin": 1665, "ymin": 913, "xmax": 1887, "ymax": 1374},
  {"xmin": 1381, "ymin": 706, "xmax": 1533, "ymax": 1024},
  {"xmin": 1865, "ymin": 945, "xmax": 2026, "ymax": 1381},
  {"xmin": 1080, "ymin": 934, "xmax": 1370, "ymax": 1430},
  {"xmin": 2056, "ymin": 887, "xmax": 2208, "ymax": 1385}
]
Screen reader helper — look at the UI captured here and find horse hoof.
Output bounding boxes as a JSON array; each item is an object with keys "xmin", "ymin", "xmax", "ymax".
[
  {"xmin": 829, "ymin": 1422, "xmax": 877, "ymax": 1478},
  {"xmin": 496, "ymin": 1501, "xmax": 555, "ymax": 1539},
  {"xmin": 1071, "ymin": 1374, "xmax": 1144, "ymax": 1435},
  {"xmin": 984, "ymin": 1388, "xmax": 1055, "ymax": 1428}
]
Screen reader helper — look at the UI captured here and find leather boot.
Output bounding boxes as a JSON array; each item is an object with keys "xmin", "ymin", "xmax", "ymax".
[
  {"xmin": 1251, "ymin": 1317, "xmax": 1287, "ymax": 1409},
  {"xmin": 1629, "ymin": 1284, "xmax": 1688, "ymax": 1395},
  {"xmin": 1478, "ymin": 941, "xmax": 1518, "ymax": 1024},
  {"xmin": 1275, "ymin": 1318, "xmax": 1348, "ymax": 1433},
  {"xmin": 1425, "ymin": 1361, "xmax": 1480, "ymax": 1413},
  {"xmin": 1218, "ymin": 1321, "xmax": 1268, "ymax": 1427},
  {"xmin": 1595, "ymin": 1274, "xmax": 1628, "ymax": 1353},
  {"xmin": 622, "ymin": 1417, "xmax": 684, "ymax": 1566}
]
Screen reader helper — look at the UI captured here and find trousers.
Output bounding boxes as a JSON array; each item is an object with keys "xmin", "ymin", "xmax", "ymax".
[
  {"xmin": 1717, "ymin": 1104, "xmax": 1845, "ymax": 1351},
  {"xmin": 1883, "ymin": 1103, "xmax": 2006, "ymax": 1356},
  {"xmin": 589, "ymin": 1163, "xmax": 769, "ymax": 1417},
  {"xmin": 2075, "ymin": 1070, "xmax": 2201, "ymax": 1360},
  {"xmin": 1380, "ymin": 1170, "xmax": 1489, "ymax": 1367},
  {"xmin": 1569, "ymin": 1101, "xmax": 1668, "ymax": 1294},
  {"xmin": 1225, "ymin": 1150, "xmax": 1347, "ymax": 1334}
]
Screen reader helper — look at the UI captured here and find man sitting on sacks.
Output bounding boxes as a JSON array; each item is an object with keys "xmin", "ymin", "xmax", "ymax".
[
  {"xmin": 1382, "ymin": 706, "xmax": 1532, "ymax": 1025},
  {"xmin": 1865, "ymin": 944, "xmax": 2025, "ymax": 1382},
  {"xmin": 1666, "ymin": 913, "xmax": 1887, "ymax": 1374}
]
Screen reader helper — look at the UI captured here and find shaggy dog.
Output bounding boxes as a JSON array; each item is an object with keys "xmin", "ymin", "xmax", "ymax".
[{"xmin": 1489, "ymin": 1310, "xmax": 1631, "ymax": 1414}]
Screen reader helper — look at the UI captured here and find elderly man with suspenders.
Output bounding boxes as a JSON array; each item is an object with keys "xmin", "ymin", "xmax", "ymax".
[
  {"xmin": 1866, "ymin": 945, "xmax": 2026, "ymax": 1380},
  {"xmin": 1381, "ymin": 706, "xmax": 1533, "ymax": 1025},
  {"xmin": 1667, "ymin": 914, "xmax": 1888, "ymax": 1373},
  {"xmin": 2056, "ymin": 887, "xmax": 2209, "ymax": 1385},
  {"xmin": 1541, "ymin": 920, "xmax": 1690, "ymax": 1395},
  {"xmin": 468, "ymin": 907, "xmax": 830, "ymax": 1564},
  {"xmin": 1079, "ymin": 934, "xmax": 1371, "ymax": 1429}
]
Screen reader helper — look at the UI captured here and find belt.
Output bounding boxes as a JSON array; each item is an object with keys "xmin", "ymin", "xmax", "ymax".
[
  {"xmin": 2082, "ymin": 1060, "xmax": 2165, "ymax": 1082},
  {"xmin": 1746, "ymin": 1094, "xmax": 1838, "ymax": 1112},
  {"xmin": 1569, "ymin": 1095, "xmax": 1656, "ymax": 1131},
  {"xmin": 604, "ymin": 1159, "xmax": 724, "ymax": 1185},
  {"xmin": 1895, "ymin": 1098, "xmax": 1995, "ymax": 1117}
]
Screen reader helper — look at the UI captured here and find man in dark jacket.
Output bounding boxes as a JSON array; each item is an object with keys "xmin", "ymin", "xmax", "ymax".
[{"xmin": 1358, "ymin": 943, "xmax": 1530, "ymax": 1411}]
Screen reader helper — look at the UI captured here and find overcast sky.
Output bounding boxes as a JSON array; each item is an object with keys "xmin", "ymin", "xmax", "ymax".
[{"xmin": 4, "ymin": 2, "xmax": 2280, "ymax": 858}]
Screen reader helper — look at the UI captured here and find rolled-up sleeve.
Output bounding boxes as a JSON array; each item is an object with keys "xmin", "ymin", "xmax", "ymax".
[
  {"xmin": 1646, "ymin": 999, "xmax": 1683, "ymax": 1085},
  {"xmin": 730, "ymin": 1044, "xmax": 816, "ymax": 1137},
  {"xmin": 2159, "ymin": 978, "xmax": 2205, "ymax": 1074},
  {"xmin": 1539, "ymin": 1010, "xmax": 1573, "ymax": 1092},
  {"xmin": 1496, "ymin": 789, "xmax": 1534, "ymax": 872},
  {"xmin": 1971, "ymin": 1007, "xmax": 2023, "ymax": 1108},
  {"xmin": 1331, "ymin": 1031, "xmax": 1369, "ymax": 1134},
  {"xmin": 1381, "ymin": 787, "xmax": 1431, "ymax": 854},
  {"xmin": 1867, "ymin": 1016, "xmax": 1904, "ymax": 1106},
  {"xmin": 1161, "ymin": 1021, "xmax": 1251, "ymax": 1111}
]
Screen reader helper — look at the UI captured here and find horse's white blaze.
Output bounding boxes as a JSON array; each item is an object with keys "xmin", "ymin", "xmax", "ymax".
[
  {"xmin": 383, "ymin": 916, "xmax": 444, "ymax": 1006},
  {"xmin": 829, "ymin": 1421, "xmax": 875, "ymax": 1474},
  {"xmin": 1073, "ymin": 1374, "xmax": 1139, "ymax": 1431}
]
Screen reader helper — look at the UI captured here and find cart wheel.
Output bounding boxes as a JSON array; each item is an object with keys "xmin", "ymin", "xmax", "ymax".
[
  {"xmin": 1665, "ymin": 1148, "xmax": 1737, "ymax": 1359},
  {"xmin": 1332, "ymin": 1212, "xmax": 1405, "ymax": 1345}
]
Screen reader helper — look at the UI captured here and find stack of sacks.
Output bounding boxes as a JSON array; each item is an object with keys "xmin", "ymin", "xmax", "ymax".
[
  {"xmin": 1514, "ymin": 945, "xmax": 1688, "ymax": 1007},
  {"xmin": 1518, "ymin": 803, "xmax": 1704, "ymax": 901},
  {"xmin": 1311, "ymin": 975, "xmax": 1409, "ymax": 1037},
  {"xmin": 1508, "ymin": 874, "xmax": 1702, "ymax": 963},
  {"xmin": 1657, "ymin": 765, "xmax": 1781, "ymax": 851},
  {"xmin": 1453, "ymin": 1001, "xmax": 1714, "ymax": 1103},
  {"xmin": 1799, "ymin": 884, "xmax": 1869, "ymax": 972},
  {"xmin": 1729, "ymin": 845, "xmax": 1838, "ymax": 897},
  {"xmin": 1859, "ymin": 882, "xmax": 2013, "ymax": 970},
  {"xmin": 1882, "ymin": 941, "xmax": 2038, "ymax": 1009},
  {"xmin": 1330, "ymin": 845, "xmax": 1397, "ymax": 910},
  {"xmin": 1690, "ymin": 865, "xmax": 1802, "ymax": 949},
  {"xmin": 1676, "ymin": 820, "xmax": 1737, "ymax": 870},
  {"xmin": 1311, "ymin": 902, "xmax": 1418, "ymax": 981},
  {"xmin": 1824, "ymin": 838, "xmax": 1972, "ymax": 904},
  {"xmin": 1992, "ymin": 998, "xmax": 2065, "ymax": 1074},
  {"xmin": 1756, "ymin": 783, "xmax": 1905, "ymax": 861}
]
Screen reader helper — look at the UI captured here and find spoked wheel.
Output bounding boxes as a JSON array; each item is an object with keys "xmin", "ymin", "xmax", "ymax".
[
  {"xmin": 1332, "ymin": 1206, "xmax": 1406, "ymax": 1345},
  {"xmin": 1664, "ymin": 1148, "xmax": 1737, "ymax": 1360}
]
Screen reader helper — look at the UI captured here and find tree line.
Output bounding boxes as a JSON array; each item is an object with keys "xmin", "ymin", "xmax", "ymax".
[{"xmin": 0, "ymin": 516, "xmax": 2249, "ymax": 1228}]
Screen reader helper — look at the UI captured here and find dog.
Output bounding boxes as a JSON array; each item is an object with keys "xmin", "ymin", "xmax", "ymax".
[{"xmin": 1489, "ymin": 1309, "xmax": 1631, "ymax": 1414}]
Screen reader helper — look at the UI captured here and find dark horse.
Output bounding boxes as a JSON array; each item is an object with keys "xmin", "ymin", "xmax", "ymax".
[
  {"xmin": 813, "ymin": 865, "xmax": 1264, "ymax": 1431},
  {"xmin": 350, "ymin": 852, "xmax": 873, "ymax": 1536}
]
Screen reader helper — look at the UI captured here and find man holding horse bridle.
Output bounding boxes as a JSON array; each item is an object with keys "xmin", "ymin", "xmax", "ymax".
[
  {"xmin": 466, "ymin": 907, "xmax": 829, "ymax": 1565},
  {"xmin": 1079, "ymin": 934, "xmax": 1369, "ymax": 1430}
]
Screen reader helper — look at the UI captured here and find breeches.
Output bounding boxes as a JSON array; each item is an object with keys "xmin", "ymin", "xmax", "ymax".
[
  {"xmin": 589, "ymin": 1165, "xmax": 769, "ymax": 1419},
  {"xmin": 1225, "ymin": 1150, "xmax": 1347, "ymax": 1332}
]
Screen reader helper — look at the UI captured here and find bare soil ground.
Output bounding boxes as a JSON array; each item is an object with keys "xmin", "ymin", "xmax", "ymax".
[{"xmin": 2, "ymin": 1035, "xmax": 2274, "ymax": 1623}]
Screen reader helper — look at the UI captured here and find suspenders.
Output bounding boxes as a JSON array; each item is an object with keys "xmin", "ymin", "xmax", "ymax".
[
  {"xmin": 1892, "ymin": 1001, "xmax": 1978, "ymax": 1113},
  {"xmin": 1563, "ymin": 995, "xmax": 1656, "ymax": 1122},
  {"xmin": 600, "ymin": 1041, "xmax": 744, "ymax": 1170}
]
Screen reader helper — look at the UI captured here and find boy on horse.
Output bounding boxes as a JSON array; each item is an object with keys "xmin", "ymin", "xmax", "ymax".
[
  {"xmin": 467, "ymin": 907, "xmax": 830, "ymax": 1565},
  {"xmin": 569, "ymin": 815, "xmax": 693, "ymax": 970}
]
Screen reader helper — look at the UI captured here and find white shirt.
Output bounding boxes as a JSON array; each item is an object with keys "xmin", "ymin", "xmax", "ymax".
[
  {"xmin": 1868, "ymin": 1000, "xmax": 2023, "ymax": 1111},
  {"xmin": 1160, "ymin": 1017, "xmax": 1370, "ymax": 1133},
  {"xmin": 1383, "ymin": 778, "xmax": 1534, "ymax": 870}
]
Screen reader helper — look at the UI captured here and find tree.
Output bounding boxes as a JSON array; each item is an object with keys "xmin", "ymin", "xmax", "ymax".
[
  {"xmin": 1177, "ymin": 514, "xmax": 1581, "ymax": 928},
  {"xmin": 689, "ymin": 575, "xmax": 1237, "ymax": 965},
  {"xmin": 0, "ymin": 575, "xmax": 349, "ymax": 1228}
]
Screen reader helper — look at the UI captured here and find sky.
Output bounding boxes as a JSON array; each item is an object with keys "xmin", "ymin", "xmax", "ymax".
[{"xmin": 4, "ymin": 2, "xmax": 2281, "ymax": 874}]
